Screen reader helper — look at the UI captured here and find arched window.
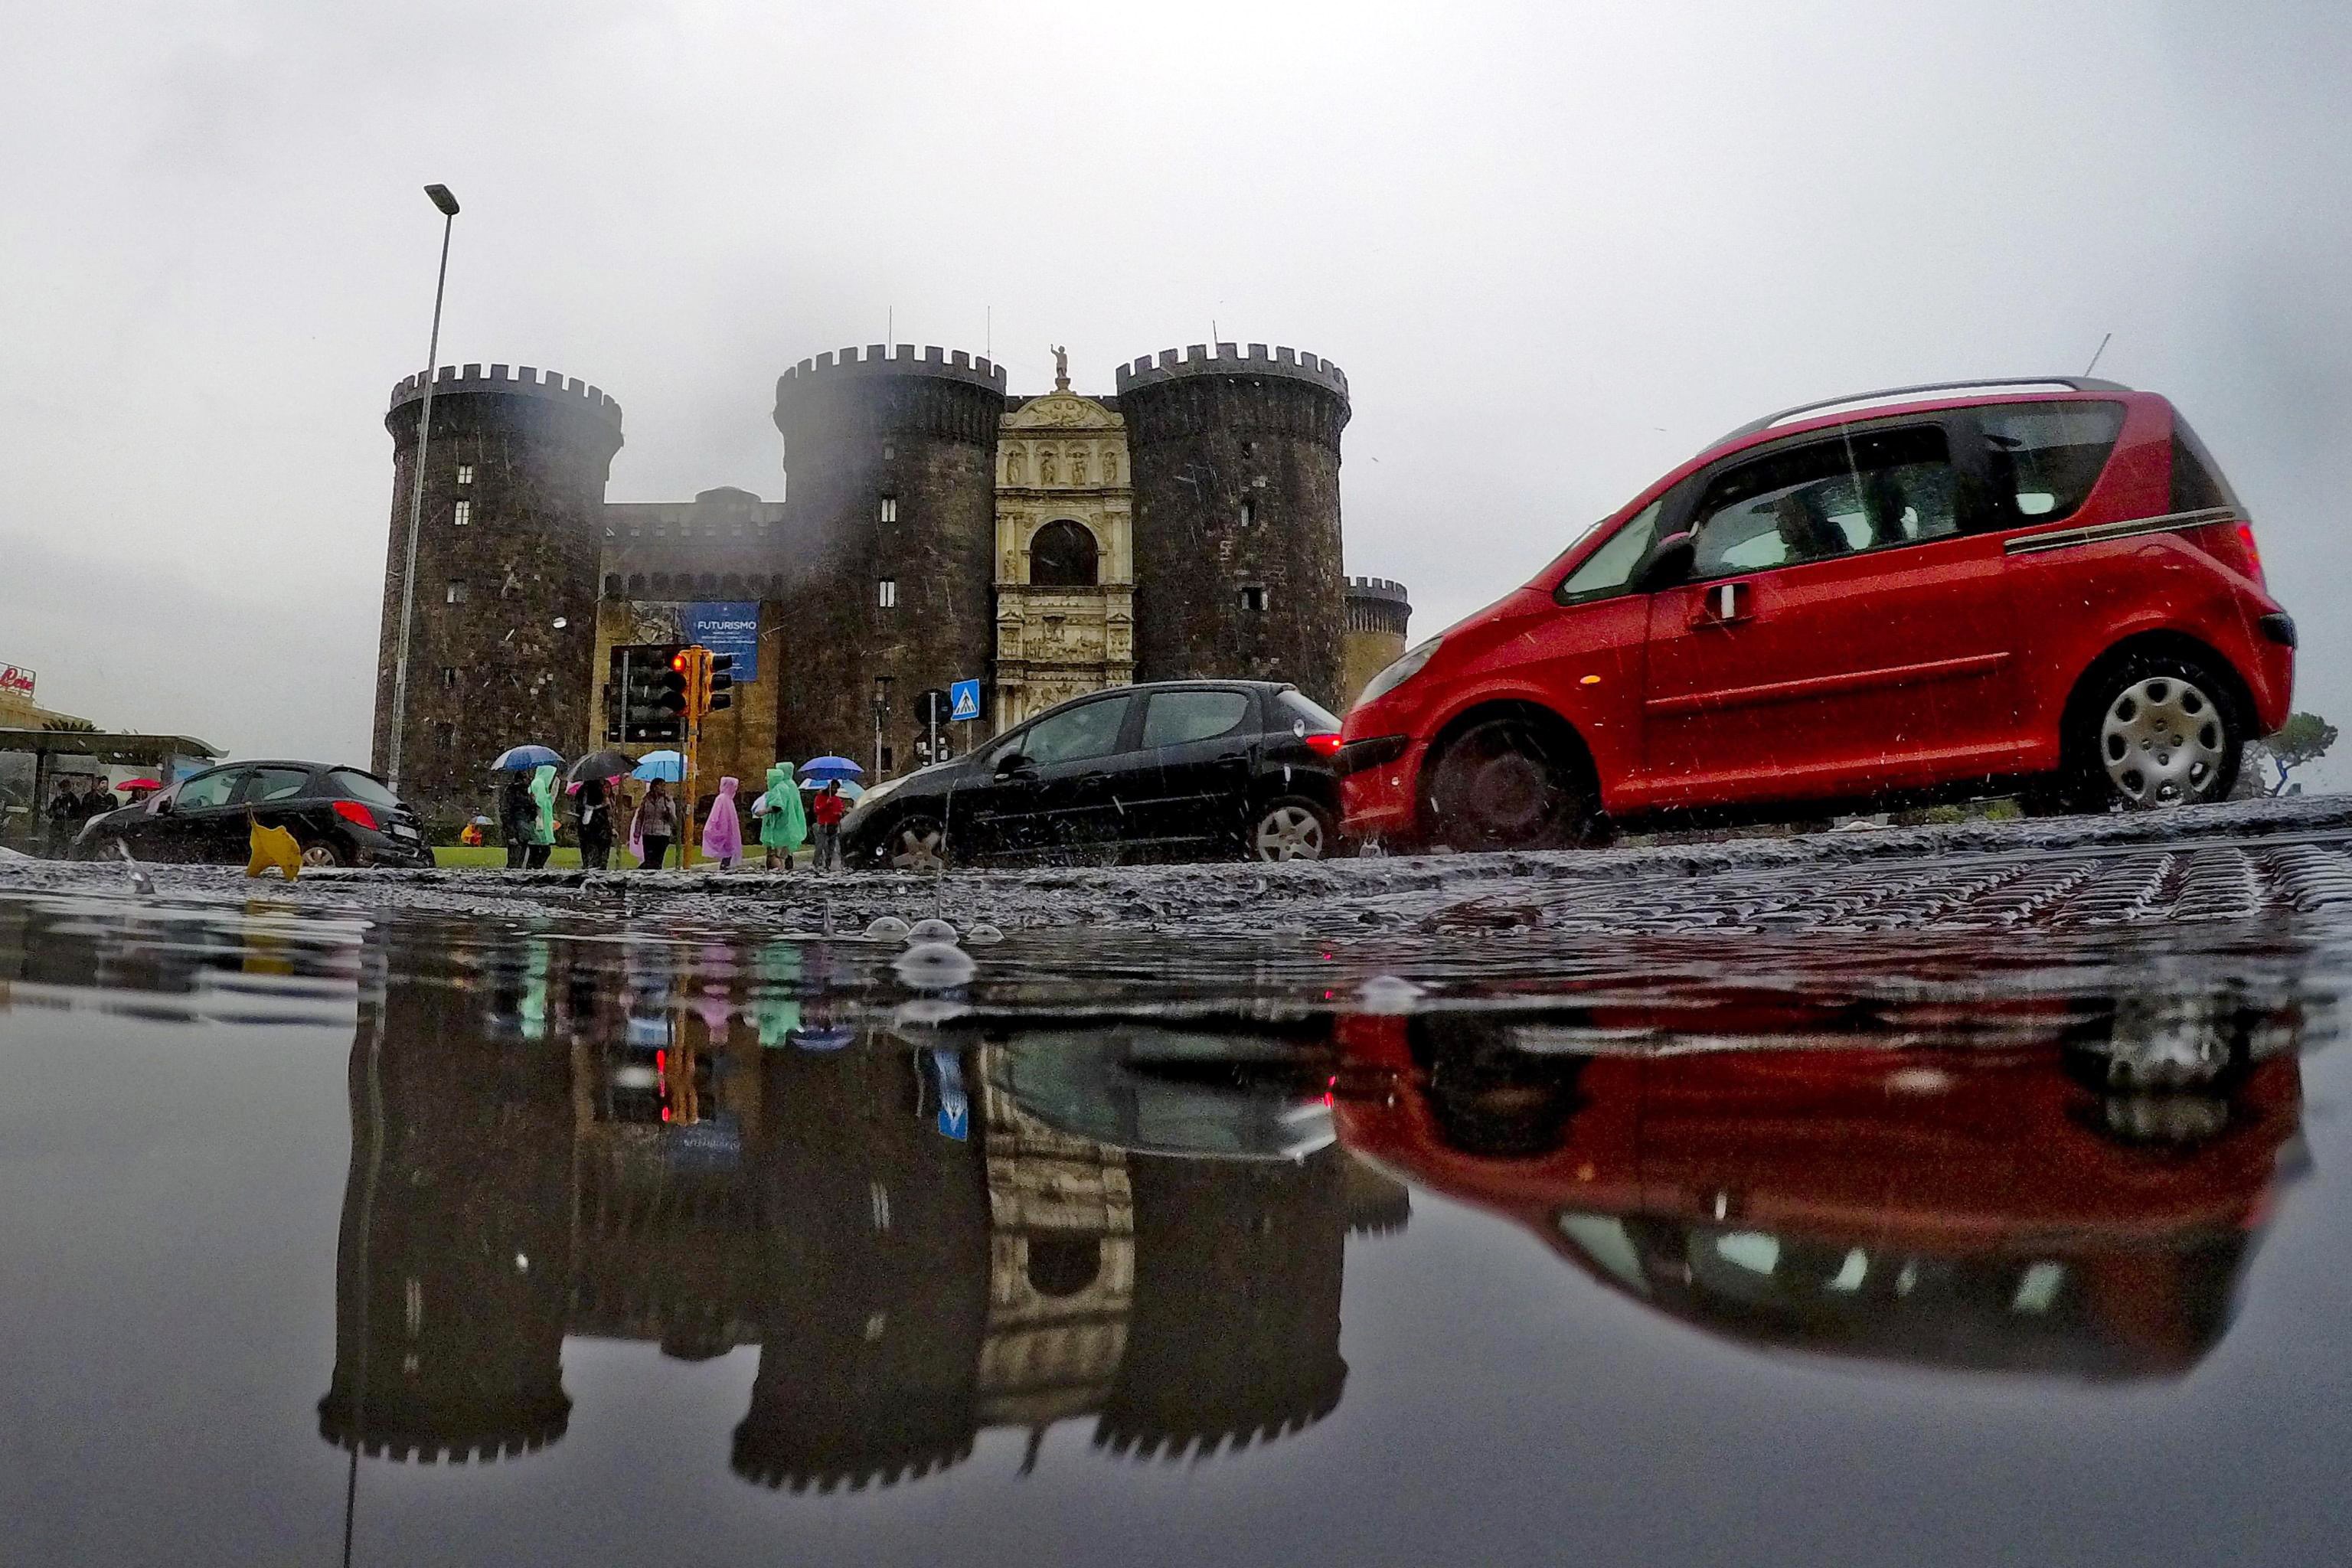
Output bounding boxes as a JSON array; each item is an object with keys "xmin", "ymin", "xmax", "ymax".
[
  {"xmin": 651, "ymin": 572, "xmax": 672, "ymax": 594},
  {"xmin": 696, "ymin": 573, "xmax": 717, "ymax": 596},
  {"xmin": 720, "ymin": 573, "xmax": 743, "ymax": 595},
  {"xmin": 1029, "ymin": 519, "xmax": 1099, "ymax": 586},
  {"xmin": 602, "ymin": 573, "xmax": 622, "ymax": 597},
  {"xmin": 627, "ymin": 573, "xmax": 646, "ymax": 594}
]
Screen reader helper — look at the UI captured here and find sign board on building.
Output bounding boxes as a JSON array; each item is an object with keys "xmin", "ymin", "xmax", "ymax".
[
  {"xmin": 685, "ymin": 603, "xmax": 760, "ymax": 684},
  {"xmin": 949, "ymin": 678, "xmax": 982, "ymax": 722},
  {"xmin": 0, "ymin": 665, "xmax": 34, "ymax": 698}
]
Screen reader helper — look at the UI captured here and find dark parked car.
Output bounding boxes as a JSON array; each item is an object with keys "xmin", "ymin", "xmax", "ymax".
[
  {"xmin": 842, "ymin": 680, "xmax": 1344, "ymax": 870},
  {"xmin": 74, "ymin": 760, "xmax": 431, "ymax": 868}
]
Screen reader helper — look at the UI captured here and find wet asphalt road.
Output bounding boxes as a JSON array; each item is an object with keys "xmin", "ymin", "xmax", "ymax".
[{"xmin": 4, "ymin": 795, "xmax": 2352, "ymax": 1566}]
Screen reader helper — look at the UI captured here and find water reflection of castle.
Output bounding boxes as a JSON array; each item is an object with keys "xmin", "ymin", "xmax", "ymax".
[{"xmin": 318, "ymin": 954, "xmax": 1405, "ymax": 1489}]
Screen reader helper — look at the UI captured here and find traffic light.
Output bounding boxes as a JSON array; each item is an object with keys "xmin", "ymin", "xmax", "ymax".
[
  {"xmin": 704, "ymin": 652, "xmax": 733, "ymax": 714},
  {"xmin": 609, "ymin": 644, "xmax": 688, "ymax": 743},
  {"xmin": 660, "ymin": 648, "xmax": 694, "ymax": 731}
]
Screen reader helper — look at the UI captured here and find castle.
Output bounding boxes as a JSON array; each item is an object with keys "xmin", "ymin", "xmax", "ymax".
[{"xmin": 371, "ymin": 342, "xmax": 1410, "ymax": 822}]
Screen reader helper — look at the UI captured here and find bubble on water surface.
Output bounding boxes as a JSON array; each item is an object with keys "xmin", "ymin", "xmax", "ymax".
[
  {"xmin": 864, "ymin": 915, "xmax": 911, "ymax": 941},
  {"xmin": 906, "ymin": 917, "xmax": 959, "ymax": 945},
  {"xmin": 893, "ymin": 940, "xmax": 976, "ymax": 988},
  {"xmin": 1356, "ymin": 975, "xmax": 1426, "ymax": 1014},
  {"xmin": 965, "ymin": 922, "xmax": 1004, "ymax": 945}
]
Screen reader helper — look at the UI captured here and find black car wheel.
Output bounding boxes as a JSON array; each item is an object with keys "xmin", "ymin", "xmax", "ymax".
[
  {"xmin": 299, "ymin": 836, "xmax": 351, "ymax": 869},
  {"xmin": 1426, "ymin": 715, "xmax": 1599, "ymax": 851},
  {"xmin": 1250, "ymin": 797, "xmax": 1334, "ymax": 862},
  {"xmin": 887, "ymin": 813, "xmax": 951, "ymax": 873}
]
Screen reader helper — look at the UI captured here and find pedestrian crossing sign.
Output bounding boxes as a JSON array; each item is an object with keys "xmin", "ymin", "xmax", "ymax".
[{"xmin": 949, "ymin": 678, "xmax": 982, "ymax": 722}]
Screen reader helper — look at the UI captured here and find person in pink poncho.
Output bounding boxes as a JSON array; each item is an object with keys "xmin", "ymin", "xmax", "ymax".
[{"xmin": 701, "ymin": 776, "xmax": 746, "ymax": 870}]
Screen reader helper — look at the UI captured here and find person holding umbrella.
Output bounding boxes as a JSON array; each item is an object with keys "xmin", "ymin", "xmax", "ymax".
[
  {"xmin": 492, "ymin": 745, "xmax": 563, "ymax": 869},
  {"xmin": 568, "ymin": 750, "xmax": 634, "ymax": 871},
  {"xmin": 756, "ymin": 759, "xmax": 808, "ymax": 871}
]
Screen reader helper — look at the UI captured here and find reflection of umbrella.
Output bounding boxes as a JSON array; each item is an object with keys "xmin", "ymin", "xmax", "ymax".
[
  {"xmin": 492, "ymin": 744, "xmax": 563, "ymax": 771},
  {"xmin": 799, "ymin": 755, "xmax": 864, "ymax": 782},
  {"xmin": 631, "ymin": 750, "xmax": 684, "ymax": 782},
  {"xmin": 787, "ymin": 1025, "xmax": 855, "ymax": 1052},
  {"xmin": 569, "ymin": 749, "xmax": 635, "ymax": 782}
]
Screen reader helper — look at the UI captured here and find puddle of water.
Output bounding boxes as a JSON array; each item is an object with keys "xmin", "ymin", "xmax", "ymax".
[{"xmin": 3, "ymin": 884, "xmax": 2350, "ymax": 1566}]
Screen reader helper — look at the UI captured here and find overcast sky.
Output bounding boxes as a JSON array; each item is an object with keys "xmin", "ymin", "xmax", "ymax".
[{"xmin": 3, "ymin": 2, "xmax": 2346, "ymax": 785}]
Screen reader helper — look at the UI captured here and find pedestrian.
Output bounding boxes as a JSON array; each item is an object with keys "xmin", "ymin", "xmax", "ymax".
[
  {"xmin": 631, "ymin": 778, "xmax": 676, "ymax": 870},
  {"xmin": 809, "ymin": 779, "xmax": 850, "ymax": 872},
  {"xmin": 756, "ymin": 760, "xmax": 808, "ymax": 871},
  {"xmin": 576, "ymin": 775, "xmax": 612, "ymax": 871},
  {"xmin": 524, "ymin": 763, "xmax": 557, "ymax": 870},
  {"xmin": 702, "ymin": 776, "xmax": 745, "ymax": 871},
  {"xmin": 79, "ymin": 776, "xmax": 117, "ymax": 822},
  {"xmin": 44, "ymin": 776, "xmax": 82, "ymax": 857},
  {"xmin": 498, "ymin": 769, "xmax": 534, "ymax": 869}
]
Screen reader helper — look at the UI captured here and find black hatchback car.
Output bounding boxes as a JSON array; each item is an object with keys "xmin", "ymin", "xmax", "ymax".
[
  {"xmin": 842, "ymin": 681, "xmax": 1346, "ymax": 870},
  {"xmin": 74, "ymin": 760, "xmax": 431, "ymax": 868}
]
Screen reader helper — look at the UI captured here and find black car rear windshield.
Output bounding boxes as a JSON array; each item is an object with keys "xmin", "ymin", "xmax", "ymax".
[
  {"xmin": 1276, "ymin": 691, "xmax": 1341, "ymax": 732},
  {"xmin": 328, "ymin": 769, "xmax": 401, "ymax": 808}
]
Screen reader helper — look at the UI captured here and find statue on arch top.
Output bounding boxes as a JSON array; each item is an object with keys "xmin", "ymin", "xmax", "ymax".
[{"xmin": 1051, "ymin": 344, "xmax": 1070, "ymax": 392}]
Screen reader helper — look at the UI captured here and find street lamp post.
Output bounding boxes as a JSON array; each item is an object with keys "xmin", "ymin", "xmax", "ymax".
[{"xmin": 386, "ymin": 182, "xmax": 461, "ymax": 795}]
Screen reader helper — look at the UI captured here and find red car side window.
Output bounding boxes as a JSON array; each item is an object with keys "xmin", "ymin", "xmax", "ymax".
[{"xmin": 1689, "ymin": 425, "xmax": 1955, "ymax": 581}]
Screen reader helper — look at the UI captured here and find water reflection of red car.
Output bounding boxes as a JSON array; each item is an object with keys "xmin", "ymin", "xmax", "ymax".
[{"xmin": 1332, "ymin": 1004, "xmax": 2303, "ymax": 1378}]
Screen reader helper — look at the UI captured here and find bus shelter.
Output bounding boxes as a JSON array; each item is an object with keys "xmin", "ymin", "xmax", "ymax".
[{"xmin": 0, "ymin": 730, "xmax": 224, "ymax": 856}]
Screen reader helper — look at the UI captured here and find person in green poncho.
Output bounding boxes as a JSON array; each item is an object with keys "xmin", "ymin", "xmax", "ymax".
[
  {"xmin": 524, "ymin": 763, "xmax": 557, "ymax": 869},
  {"xmin": 756, "ymin": 759, "xmax": 808, "ymax": 871}
]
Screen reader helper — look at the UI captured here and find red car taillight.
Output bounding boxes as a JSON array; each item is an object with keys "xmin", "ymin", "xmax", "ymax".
[
  {"xmin": 332, "ymin": 799, "xmax": 378, "ymax": 831},
  {"xmin": 1304, "ymin": 732, "xmax": 1344, "ymax": 759},
  {"xmin": 2236, "ymin": 520, "xmax": 2267, "ymax": 587}
]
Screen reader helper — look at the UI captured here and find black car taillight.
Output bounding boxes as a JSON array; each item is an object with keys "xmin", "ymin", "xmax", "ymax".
[
  {"xmin": 332, "ymin": 799, "xmax": 378, "ymax": 831},
  {"xmin": 1303, "ymin": 732, "xmax": 1343, "ymax": 760}
]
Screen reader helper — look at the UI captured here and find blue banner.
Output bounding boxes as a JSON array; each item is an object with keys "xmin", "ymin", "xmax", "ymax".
[{"xmin": 688, "ymin": 602, "xmax": 760, "ymax": 683}]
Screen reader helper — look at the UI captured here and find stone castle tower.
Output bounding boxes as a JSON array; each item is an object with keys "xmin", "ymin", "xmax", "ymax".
[
  {"xmin": 769, "ymin": 346, "xmax": 1006, "ymax": 769},
  {"xmin": 1341, "ymin": 577, "xmax": 1413, "ymax": 710},
  {"xmin": 372, "ymin": 364, "xmax": 622, "ymax": 822},
  {"xmin": 374, "ymin": 341, "xmax": 1393, "ymax": 807},
  {"xmin": 1120, "ymin": 345, "xmax": 1351, "ymax": 704}
]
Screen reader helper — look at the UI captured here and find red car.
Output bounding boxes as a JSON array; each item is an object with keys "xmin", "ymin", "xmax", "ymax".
[{"xmin": 1341, "ymin": 378, "xmax": 2296, "ymax": 848}]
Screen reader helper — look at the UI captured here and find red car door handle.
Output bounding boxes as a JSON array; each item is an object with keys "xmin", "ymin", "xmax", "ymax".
[{"xmin": 1696, "ymin": 581, "xmax": 1752, "ymax": 626}]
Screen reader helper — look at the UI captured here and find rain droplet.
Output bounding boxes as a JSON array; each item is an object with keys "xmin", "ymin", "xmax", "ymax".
[
  {"xmin": 864, "ymin": 915, "xmax": 911, "ymax": 941},
  {"xmin": 907, "ymin": 917, "xmax": 959, "ymax": 946}
]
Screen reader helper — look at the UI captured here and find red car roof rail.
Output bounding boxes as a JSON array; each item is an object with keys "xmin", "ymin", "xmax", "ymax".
[{"xmin": 1713, "ymin": 376, "xmax": 2134, "ymax": 447}]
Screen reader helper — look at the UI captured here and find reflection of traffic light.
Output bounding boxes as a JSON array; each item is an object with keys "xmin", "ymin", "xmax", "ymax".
[{"xmin": 705, "ymin": 652, "xmax": 733, "ymax": 715}]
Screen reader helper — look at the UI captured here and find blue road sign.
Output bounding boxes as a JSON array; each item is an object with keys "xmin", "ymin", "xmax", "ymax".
[{"xmin": 949, "ymin": 678, "xmax": 982, "ymax": 722}]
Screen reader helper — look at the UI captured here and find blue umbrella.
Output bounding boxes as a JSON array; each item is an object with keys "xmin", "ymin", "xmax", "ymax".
[
  {"xmin": 799, "ymin": 755, "xmax": 864, "ymax": 782},
  {"xmin": 631, "ymin": 750, "xmax": 684, "ymax": 782},
  {"xmin": 492, "ymin": 744, "xmax": 563, "ymax": 772}
]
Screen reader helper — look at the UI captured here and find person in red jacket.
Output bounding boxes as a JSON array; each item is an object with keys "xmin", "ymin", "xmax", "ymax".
[{"xmin": 808, "ymin": 779, "xmax": 850, "ymax": 872}]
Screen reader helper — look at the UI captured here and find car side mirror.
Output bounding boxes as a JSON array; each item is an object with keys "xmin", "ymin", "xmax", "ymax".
[
  {"xmin": 995, "ymin": 754, "xmax": 1034, "ymax": 779},
  {"xmin": 1633, "ymin": 531, "xmax": 1697, "ymax": 592}
]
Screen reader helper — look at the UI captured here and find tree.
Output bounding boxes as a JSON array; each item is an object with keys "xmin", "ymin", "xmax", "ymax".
[
  {"xmin": 2265, "ymin": 711, "xmax": 2337, "ymax": 795},
  {"xmin": 41, "ymin": 716, "xmax": 96, "ymax": 733}
]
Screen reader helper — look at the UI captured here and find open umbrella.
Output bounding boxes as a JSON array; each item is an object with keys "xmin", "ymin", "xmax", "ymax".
[
  {"xmin": 569, "ymin": 749, "xmax": 635, "ymax": 782},
  {"xmin": 119, "ymin": 778, "xmax": 162, "ymax": 792},
  {"xmin": 799, "ymin": 755, "xmax": 864, "ymax": 782},
  {"xmin": 630, "ymin": 750, "xmax": 685, "ymax": 782},
  {"xmin": 492, "ymin": 744, "xmax": 564, "ymax": 772}
]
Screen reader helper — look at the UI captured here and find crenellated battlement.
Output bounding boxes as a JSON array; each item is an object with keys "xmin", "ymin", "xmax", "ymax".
[
  {"xmin": 1115, "ymin": 342, "xmax": 1348, "ymax": 404},
  {"xmin": 389, "ymin": 362, "xmax": 624, "ymax": 430},
  {"xmin": 776, "ymin": 342, "xmax": 1007, "ymax": 400},
  {"xmin": 1345, "ymin": 577, "xmax": 1410, "ymax": 603}
]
